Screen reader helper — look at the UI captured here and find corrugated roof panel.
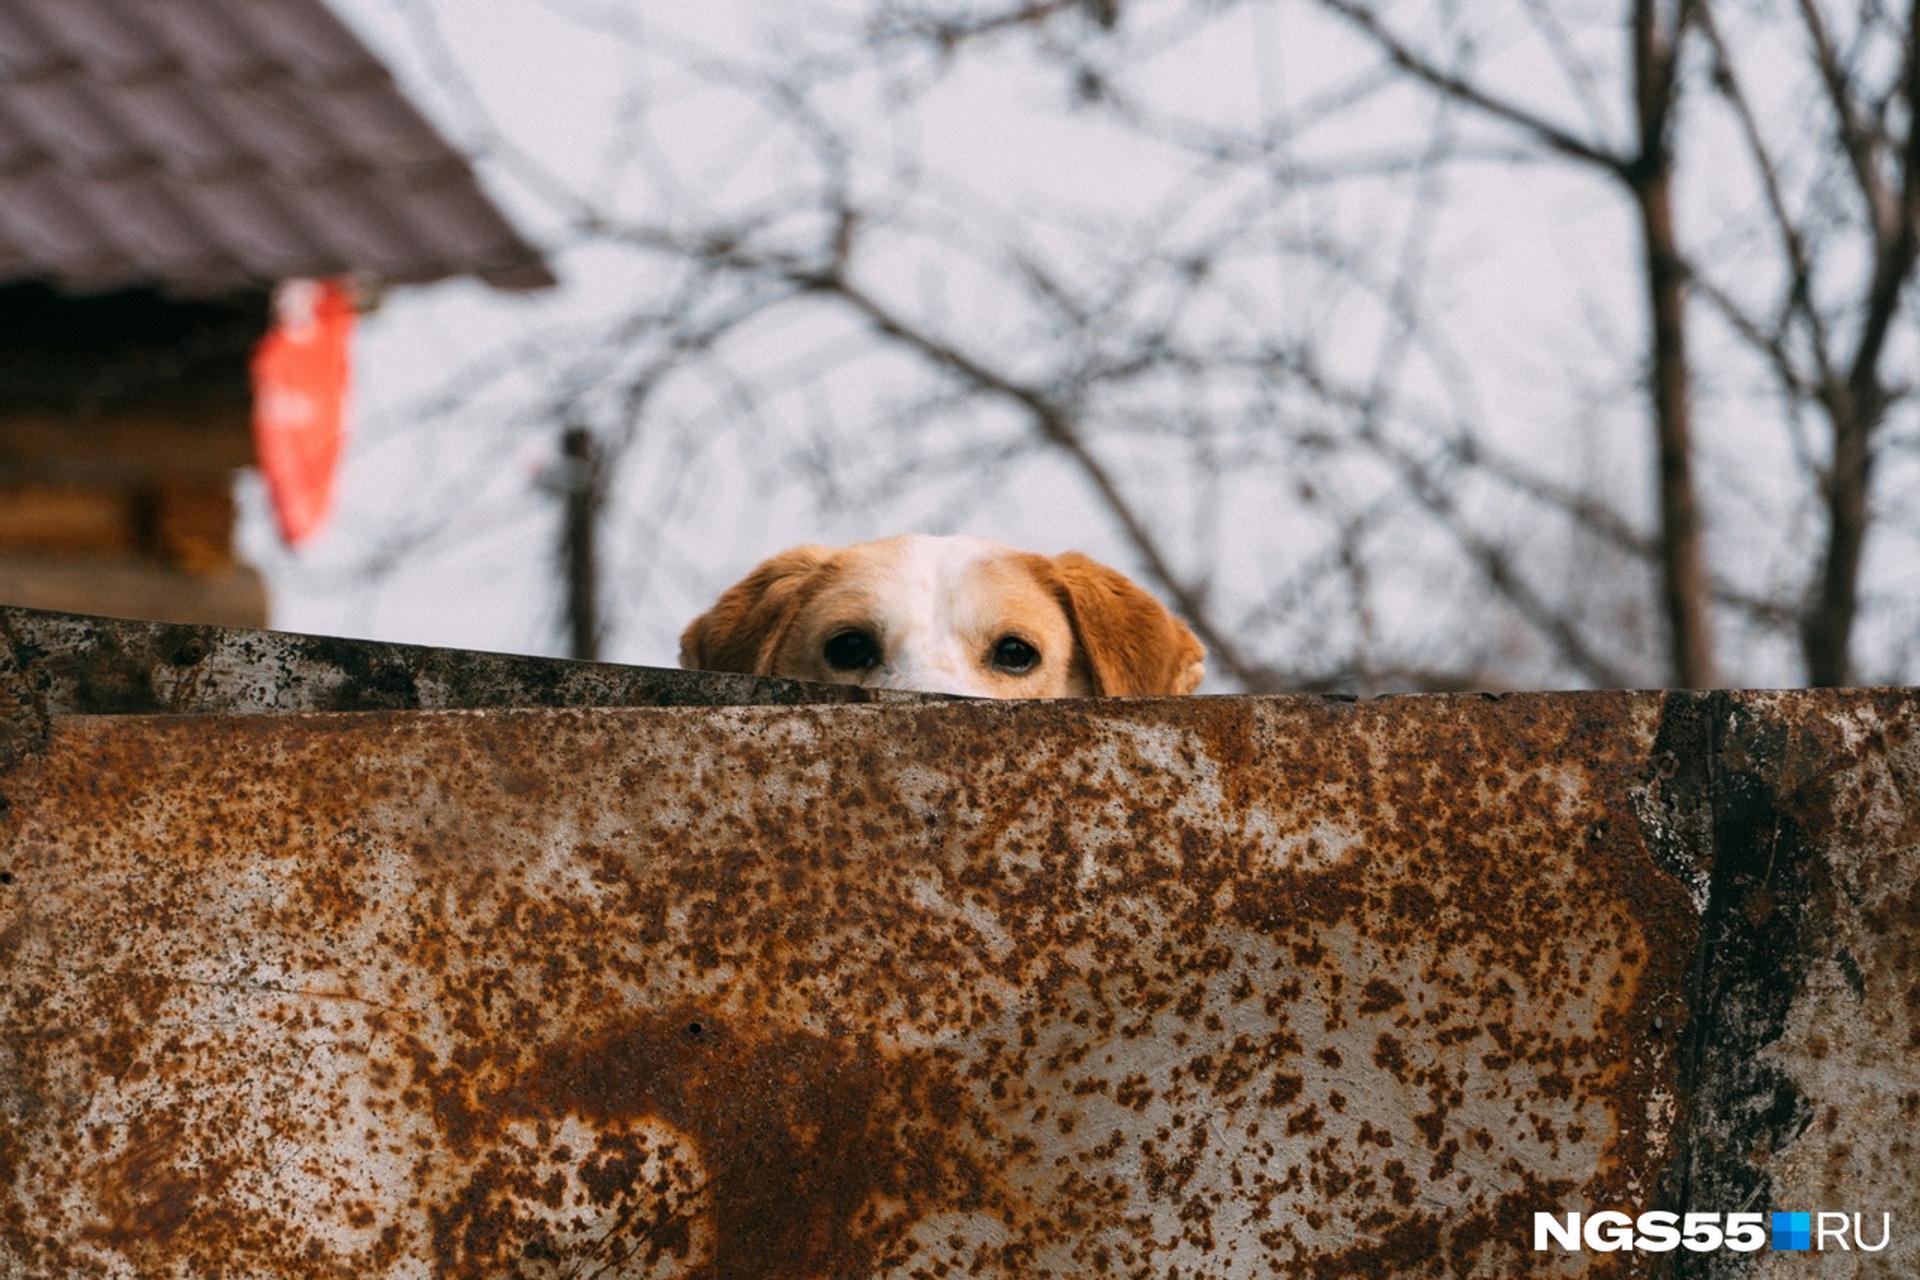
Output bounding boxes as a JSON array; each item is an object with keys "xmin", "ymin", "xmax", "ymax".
[
  {"xmin": 0, "ymin": 1, "xmax": 68, "ymax": 81},
  {"xmin": 291, "ymin": 171, "xmax": 441, "ymax": 277},
  {"xmin": 196, "ymin": 77, "xmax": 369, "ymax": 176},
  {"xmin": 288, "ymin": 77, "xmax": 456, "ymax": 171},
  {"xmin": 22, "ymin": 0, "xmax": 173, "ymax": 80},
  {"xmin": 0, "ymin": 97, "xmax": 47, "ymax": 170},
  {"xmin": 147, "ymin": 1, "xmax": 276, "ymax": 83},
  {"xmin": 66, "ymin": 169, "xmax": 234, "ymax": 279},
  {"xmin": 1, "ymin": 76, "xmax": 142, "ymax": 172},
  {"xmin": 164, "ymin": 173, "xmax": 332, "ymax": 277},
  {"xmin": 221, "ymin": 0, "xmax": 385, "ymax": 86},
  {"xmin": 386, "ymin": 170, "xmax": 544, "ymax": 273},
  {"xmin": 87, "ymin": 76, "xmax": 244, "ymax": 176},
  {"xmin": 0, "ymin": 167, "xmax": 118, "ymax": 274},
  {"xmin": 471, "ymin": 251, "xmax": 554, "ymax": 291}
]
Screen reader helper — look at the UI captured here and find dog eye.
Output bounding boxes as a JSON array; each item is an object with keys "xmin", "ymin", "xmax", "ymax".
[
  {"xmin": 823, "ymin": 628, "xmax": 881, "ymax": 671},
  {"xmin": 991, "ymin": 636, "xmax": 1039, "ymax": 674}
]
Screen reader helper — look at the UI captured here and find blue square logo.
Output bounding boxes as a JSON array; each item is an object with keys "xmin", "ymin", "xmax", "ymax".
[{"xmin": 1773, "ymin": 1211, "xmax": 1811, "ymax": 1251}]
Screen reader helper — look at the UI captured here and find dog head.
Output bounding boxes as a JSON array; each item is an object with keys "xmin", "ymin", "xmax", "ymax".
[{"xmin": 679, "ymin": 535, "xmax": 1205, "ymax": 697}]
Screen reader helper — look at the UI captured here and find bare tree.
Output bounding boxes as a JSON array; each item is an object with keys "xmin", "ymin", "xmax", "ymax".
[
  {"xmin": 1319, "ymin": 0, "xmax": 1719, "ymax": 684},
  {"xmin": 330, "ymin": 0, "xmax": 1920, "ymax": 693},
  {"xmin": 1700, "ymin": 0, "xmax": 1920, "ymax": 685},
  {"xmin": 1320, "ymin": 0, "xmax": 1920, "ymax": 687}
]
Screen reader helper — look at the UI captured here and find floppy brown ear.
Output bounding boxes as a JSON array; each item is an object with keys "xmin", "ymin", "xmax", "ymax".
[
  {"xmin": 679, "ymin": 545, "xmax": 834, "ymax": 674},
  {"xmin": 1048, "ymin": 551, "xmax": 1206, "ymax": 695}
]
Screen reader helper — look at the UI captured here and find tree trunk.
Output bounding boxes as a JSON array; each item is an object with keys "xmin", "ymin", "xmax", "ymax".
[
  {"xmin": 1631, "ymin": 0, "xmax": 1717, "ymax": 688},
  {"xmin": 1804, "ymin": 389, "xmax": 1872, "ymax": 686},
  {"xmin": 1634, "ymin": 177, "xmax": 1718, "ymax": 688}
]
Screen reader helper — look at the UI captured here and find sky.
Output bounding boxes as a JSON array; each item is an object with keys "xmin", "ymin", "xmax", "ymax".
[{"xmin": 237, "ymin": 0, "xmax": 1900, "ymax": 688}]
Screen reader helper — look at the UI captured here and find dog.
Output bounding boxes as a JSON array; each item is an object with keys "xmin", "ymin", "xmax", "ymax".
[{"xmin": 679, "ymin": 535, "xmax": 1205, "ymax": 697}]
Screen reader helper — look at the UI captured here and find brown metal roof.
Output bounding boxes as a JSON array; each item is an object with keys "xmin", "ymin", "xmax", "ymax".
[{"xmin": 0, "ymin": 0, "xmax": 554, "ymax": 293}]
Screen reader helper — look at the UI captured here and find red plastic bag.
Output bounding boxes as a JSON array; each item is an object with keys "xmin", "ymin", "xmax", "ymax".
[{"xmin": 251, "ymin": 279, "xmax": 353, "ymax": 545}]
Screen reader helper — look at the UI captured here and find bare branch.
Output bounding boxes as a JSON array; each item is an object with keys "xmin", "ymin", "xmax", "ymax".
[
  {"xmin": 1796, "ymin": 0, "xmax": 1898, "ymax": 239},
  {"xmin": 1317, "ymin": 0, "xmax": 1634, "ymax": 176},
  {"xmin": 1696, "ymin": 0, "xmax": 1837, "ymax": 388},
  {"xmin": 1807, "ymin": 0, "xmax": 1920, "ymax": 684}
]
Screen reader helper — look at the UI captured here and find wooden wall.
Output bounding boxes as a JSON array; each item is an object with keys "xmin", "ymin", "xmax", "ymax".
[{"xmin": 0, "ymin": 284, "xmax": 271, "ymax": 627}]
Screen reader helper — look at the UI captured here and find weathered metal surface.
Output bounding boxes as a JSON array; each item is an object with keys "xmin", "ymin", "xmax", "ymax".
[
  {"xmin": 0, "ymin": 654, "xmax": 1914, "ymax": 1274},
  {"xmin": 1691, "ymin": 698, "xmax": 1920, "ymax": 1280},
  {"xmin": 0, "ymin": 605, "xmax": 933, "ymax": 717}
]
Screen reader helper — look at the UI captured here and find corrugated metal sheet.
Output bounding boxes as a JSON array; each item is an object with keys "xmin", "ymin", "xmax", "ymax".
[
  {"xmin": 0, "ymin": 608, "xmax": 1913, "ymax": 1276},
  {"xmin": 0, "ymin": 0, "xmax": 551, "ymax": 293}
]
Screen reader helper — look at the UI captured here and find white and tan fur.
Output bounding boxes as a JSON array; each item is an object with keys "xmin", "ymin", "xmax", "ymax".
[{"xmin": 679, "ymin": 535, "xmax": 1205, "ymax": 697}]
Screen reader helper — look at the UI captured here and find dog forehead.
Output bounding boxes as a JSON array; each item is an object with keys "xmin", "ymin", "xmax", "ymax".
[
  {"xmin": 895, "ymin": 536, "xmax": 1061, "ymax": 630},
  {"xmin": 855, "ymin": 538, "xmax": 974, "ymax": 647},
  {"xmin": 887, "ymin": 534, "xmax": 1006, "ymax": 585}
]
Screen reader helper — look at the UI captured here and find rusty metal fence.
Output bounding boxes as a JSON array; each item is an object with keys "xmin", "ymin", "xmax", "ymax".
[{"xmin": 0, "ymin": 606, "xmax": 1912, "ymax": 1277}]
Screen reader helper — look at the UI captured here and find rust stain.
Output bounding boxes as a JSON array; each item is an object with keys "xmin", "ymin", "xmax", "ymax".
[
  {"xmin": 429, "ymin": 1007, "xmax": 997, "ymax": 1278},
  {"xmin": 81, "ymin": 1115, "xmax": 237, "ymax": 1256}
]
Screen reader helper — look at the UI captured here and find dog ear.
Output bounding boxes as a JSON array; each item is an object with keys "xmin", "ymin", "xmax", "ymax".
[
  {"xmin": 1048, "ymin": 552, "xmax": 1206, "ymax": 695},
  {"xmin": 680, "ymin": 545, "xmax": 834, "ymax": 674}
]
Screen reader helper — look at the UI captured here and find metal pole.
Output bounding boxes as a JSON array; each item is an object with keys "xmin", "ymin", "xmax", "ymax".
[{"xmin": 559, "ymin": 426, "xmax": 601, "ymax": 662}]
